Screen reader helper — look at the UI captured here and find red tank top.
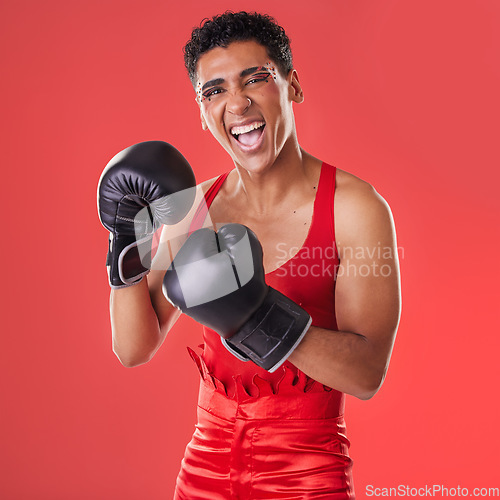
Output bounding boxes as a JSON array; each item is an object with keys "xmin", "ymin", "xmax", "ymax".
[{"xmin": 188, "ymin": 162, "xmax": 341, "ymax": 402}]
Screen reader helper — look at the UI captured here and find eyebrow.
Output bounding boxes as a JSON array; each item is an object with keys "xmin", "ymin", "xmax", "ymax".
[{"xmin": 201, "ymin": 66, "xmax": 269, "ymax": 92}]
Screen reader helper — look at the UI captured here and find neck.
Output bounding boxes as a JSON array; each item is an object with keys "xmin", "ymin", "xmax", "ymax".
[{"xmin": 233, "ymin": 144, "xmax": 316, "ymax": 215}]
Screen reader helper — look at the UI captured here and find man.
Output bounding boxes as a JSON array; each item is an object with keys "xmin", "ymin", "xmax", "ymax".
[{"xmin": 99, "ymin": 11, "xmax": 401, "ymax": 499}]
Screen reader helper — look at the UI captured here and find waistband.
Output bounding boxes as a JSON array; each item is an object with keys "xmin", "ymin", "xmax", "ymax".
[{"xmin": 188, "ymin": 346, "xmax": 345, "ymax": 422}]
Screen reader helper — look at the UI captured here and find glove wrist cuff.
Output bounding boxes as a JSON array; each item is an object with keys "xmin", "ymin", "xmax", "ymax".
[
  {"xmin": 106, "ymin": 233, "xmax": 153, "ymax": 288},
  {"xmin": 222, "ymin": 287, "xmax": 312, "ymax": 372}
]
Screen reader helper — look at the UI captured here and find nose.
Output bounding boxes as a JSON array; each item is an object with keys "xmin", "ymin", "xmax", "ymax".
[{"xmin": 226, "ymin": 93, "xmax": 251, "ymax": 115}]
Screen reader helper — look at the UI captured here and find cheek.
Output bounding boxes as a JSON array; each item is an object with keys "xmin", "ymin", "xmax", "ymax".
[
  {"xmin": 261, "ymin": 80, "xmax": 289, "ymax": 111},
  {"xmin": 205, "ymin": 117, "xmax": 233, "ymax": 146},
  {"xmin": 202, "ymin": 103, "xmax": 225, "ymax": 130},
  {"xmin": 263, "ymin": 81, "xmax": 282, "ymax": 100}
]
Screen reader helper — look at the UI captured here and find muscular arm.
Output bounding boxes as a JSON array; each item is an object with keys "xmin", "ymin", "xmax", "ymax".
[
  {"xmin": 287, "ymin": 177, "xmax": 401, "ymax": 400},
  {"xmin": 110, "ymin": 271, "xmax": 181, "ymax": 368},
  {"xmin": 110, "ymin": 235, "xmax": 182, "ymax": 368}
]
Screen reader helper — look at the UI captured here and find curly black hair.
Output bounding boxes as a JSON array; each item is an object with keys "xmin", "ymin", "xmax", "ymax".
[{"xmin": 183, "ymin": 11, "xmax": 293, "ymax": 86}]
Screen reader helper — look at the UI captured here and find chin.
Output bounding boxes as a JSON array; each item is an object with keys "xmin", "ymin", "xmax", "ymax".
[{"xmin": 232, "ymin": 151, "xmax": 275, "ymax": 174}]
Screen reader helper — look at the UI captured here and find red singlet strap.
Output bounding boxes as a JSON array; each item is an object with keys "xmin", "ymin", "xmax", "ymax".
[
  {"xmin": 188, "ymin": 172, "xmax": 230, "ymax": 234},
  {"xmin": 315, "ymin": 163, "xmax": 336, "ymax": 245}
]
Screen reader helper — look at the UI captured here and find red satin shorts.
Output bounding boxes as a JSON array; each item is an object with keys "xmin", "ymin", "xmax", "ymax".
[{"xmin": 174, "ymin": 352, "xmax": 354, "ymax": 499}]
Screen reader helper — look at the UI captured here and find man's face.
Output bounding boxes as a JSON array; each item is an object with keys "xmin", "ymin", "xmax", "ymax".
[{"xmin": 195, "ymin": 40, "xmax": 303, "ymax": 173}]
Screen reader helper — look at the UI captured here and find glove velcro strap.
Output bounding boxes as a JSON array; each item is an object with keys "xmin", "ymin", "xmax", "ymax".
[{"xmin": 222, "ymin": 287, "xmax": 312, "ymax": 372}]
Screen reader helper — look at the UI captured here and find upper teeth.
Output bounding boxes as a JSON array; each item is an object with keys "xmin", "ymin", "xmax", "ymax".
[{"xmin": 231, "ymin": 121, "xmax": 265, "ymax": 136}]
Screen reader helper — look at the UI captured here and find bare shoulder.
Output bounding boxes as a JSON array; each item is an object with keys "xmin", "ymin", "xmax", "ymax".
[
  {"xmin": 198, "ymin": 175, "xmax": 222, "ymax": 194},
  {"xmin": 335, "ymin": 168, "xmax": 389, "ymax": 210},
  {"xmin": 334, "ymin": 168, "xmax": 396, "ymax": 250}
]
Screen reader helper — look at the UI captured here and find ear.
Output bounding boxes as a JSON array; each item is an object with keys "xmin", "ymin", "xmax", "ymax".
[
  {"xmin": 288, "ymin": 69, "xmax": 304, "ymax": 104},
  {"xmin": 200, "ymin": 113, "xmax": 208, "ymax": 131},
  {"xmin": 196, "ymin": 98, "xmax": 208, "ymax": 131}
]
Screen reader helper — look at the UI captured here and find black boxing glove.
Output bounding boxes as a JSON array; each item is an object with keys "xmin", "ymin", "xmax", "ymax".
[
  {"xmin": 162, "ymin": 224, "xmax": 311, "ymax": 372},
  {"xmin": 97, "ymin": 141, "xmax": 196, "ymax": 288}
]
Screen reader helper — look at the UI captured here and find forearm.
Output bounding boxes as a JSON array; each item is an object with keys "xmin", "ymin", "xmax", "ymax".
[
  {"xmin": 110, "ymin": 279, "xmax": 165, "ymax": 367},
  {"xmin": 287, "ymin": 326, "xmax": 388, "ymax": 400}
]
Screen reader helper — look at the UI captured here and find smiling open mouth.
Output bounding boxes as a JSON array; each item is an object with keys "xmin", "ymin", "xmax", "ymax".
[{"xmin": 231, "ymin": 121, "xmax": 266, "ymax": 147}]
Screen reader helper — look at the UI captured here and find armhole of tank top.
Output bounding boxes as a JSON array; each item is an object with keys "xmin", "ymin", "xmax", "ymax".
[
  {"xmin": 329, "ymin": 165, "xmax": 340, "ymax": 331},
  {"xmin": 329, "ymin": 165, "xmax": 339, "ymax": 262}
]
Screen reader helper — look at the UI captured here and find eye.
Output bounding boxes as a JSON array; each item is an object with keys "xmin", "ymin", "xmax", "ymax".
[
  {"xmin": 202, "ymin": 87, "xmax": 224, "ymax": 99},
  {"xmin": 247, "ymin": 77, "xmax": 267, "ymax": 85},
  {"xmin": 246, "ymin": 72, "xmax": 271, "ymax": 85}
]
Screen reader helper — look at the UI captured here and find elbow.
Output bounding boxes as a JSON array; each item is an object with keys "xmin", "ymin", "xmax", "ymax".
[
  {"xmin": 113, "ymin": 346, "xmax": 154, "ymax": 368},
  {"xmin": 355, "ymin": 388, "xmax": 379, "ymax": 401},
  {"xmin": 116, "ymin": 356, "xmax": 147, "ymax": 368},
  {"xmin": 355, "ymin": 370, "xmax": 386, "ymax": 401}
]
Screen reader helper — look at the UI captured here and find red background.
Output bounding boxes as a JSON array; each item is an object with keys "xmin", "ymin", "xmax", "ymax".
[{"xmin": 1, "ymin": 0, "xmax": 499, "ymax": 497}]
